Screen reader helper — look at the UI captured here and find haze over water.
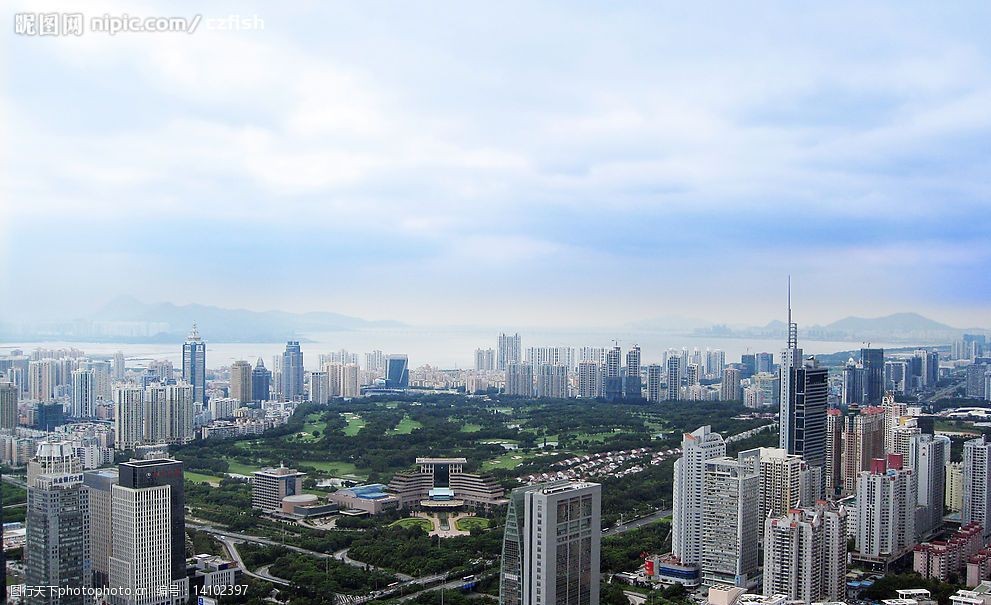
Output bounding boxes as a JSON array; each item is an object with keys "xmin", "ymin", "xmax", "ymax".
[{"xmin": 0, "ymin": 327, "xmax": 911, "ymax": 370}]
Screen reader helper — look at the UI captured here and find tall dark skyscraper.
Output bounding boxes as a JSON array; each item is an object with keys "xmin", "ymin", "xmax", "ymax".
[
  {"xmin": 860, "ymin": 347, "xmax": 885, "ymax": 405},
  {"xmin": 385, "ymin": 354, "xmax": 409, "ymax": 388},
  {"xmin": 741, "ymin": 354, "xmax": 757, "ymax": 378},
  {"xmin": 182, "ymin": 323, "xmax": 206, "ymax": 404},
  {"xmin": 624, "ymin": 345, "xmax": 642, "ymax": 399},
  {"xmin": 603, "ymin": 345, "xmax": 623, "ymax": 401},
  {"xmin": 282, "ymin": 341, "xmax": 305, "ymax": 401},
  {"xmin": 251, "ymin": 357, "xmax": 271, "ymax": 402},
  {"xmin": 118, "ymin": 458, "xmax": 186, "ymax": 582}
]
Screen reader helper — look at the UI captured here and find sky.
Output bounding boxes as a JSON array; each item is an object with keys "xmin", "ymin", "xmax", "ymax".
[{"xmin": 2, "ymin": 1, "xmax": 990, "ymax": 329}]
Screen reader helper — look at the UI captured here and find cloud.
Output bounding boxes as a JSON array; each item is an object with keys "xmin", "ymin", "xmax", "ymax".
[{"xmin": 3, "ymin": 0, "xmax": 991, "ymax": 327}]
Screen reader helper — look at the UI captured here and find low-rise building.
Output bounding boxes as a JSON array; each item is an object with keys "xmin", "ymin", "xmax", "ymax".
[{"xmin": 326, "ymin": 484, "xmax": 400, "ymax": 515}]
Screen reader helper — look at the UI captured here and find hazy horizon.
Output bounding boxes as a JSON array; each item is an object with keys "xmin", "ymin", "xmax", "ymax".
[{"xmin": 4, "ymin": 2, "xmax": 990, "ymax": 328}]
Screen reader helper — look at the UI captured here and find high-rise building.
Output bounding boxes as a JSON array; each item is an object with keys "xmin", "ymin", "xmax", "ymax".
[
  {"xmin": 966, "ymin": 363, "xmax": 989, "ymax": 399},
  {"xmin": 250, "ymin": 357, "xmax": 270, "ymax": 402},
  {"xmin": 252, "ymin": 466, "xmax": 305, "ymax": 511},
  {"xmin": 475, "ymin": 348, "xmax": 496, "ymax": 371},
  {"xmin": 144, "ymin": 382, "xmax": 195, "ymax": 444},
  {"xmin": 497, "ymin": 333, "xmax": 522, "ymax": 371},
  {"xmin": 825, "ymin": 409, "xmax": 843, "ymax": 497},
  {"xmin": 603, "ymin": 345, "xmax": 623, "ymax": 401},
  {"xmin": 365, "ymin": 350, "xmax": 386, "ymax": 374},
  {"xmin": 577, "ymin": 361, "xmax": 600, "ymax": 399},
  {"xmin": 665, "ymin": 356, "xmax": 682, "ymax": 401},
  {"xmin": 116, "ymin": 458, "xmax": 186, "ymax": 593},
  {"xmin": 113, "ymin": 351, "xmax": 126, "ymax": 381},
  {"xmin": 71, "ymin": 368, "xmax": 96, "ymax": 418},
  {"xmin": 779, "ymin": 279, "xmax": 803, "ymax": 451},
  {"xmin": 341, "ymin": 363, "xmax": 360, "ymax": 397},
  {"xmin": 915, "ymin": 350, "xmax": 940, "ymax": 387},
  {"xmin": 739, "ymin": 447, "xmax": 809, "ymax": 522},
  {"xmin": 83, "ymin": 468, "xmax": 118, "ymax": 588},
  {"xmin": 781, "ymin": 357, "xmax": 828, "ymax": 498},
  {"xmin": 646, "ymin": 364, "xmax": 662, "ymax": 403},
  {"xmin": 308, "ymin": 371, "xmax": 329, "ymax": 404},
  {"xmin": 909, "ymin": 433, "xmax": 950, "ymax": 538},
  {"xmin": 755, "ymin": 352, "xmax": 774, "ymax": 374},
  {"xmin": 840, "ymin": 404, "xmax": 885, "ymax": 495},
  {"xmin": 861, "ymin": 348, "xmax": 885, "ymax": 405},
  {"xmin": 741, "ymin": 353, "xmax": 757, "ymax": 379},
  {"xmin": 625, "ymin": 345, "xmax": 642, "ymax": 398},
  {"xmin": 506, "ymin": 363, "xmax": 534, "ymax": 397},
  {"xmin": 324, "ymin": 361, "xmax": 343, "ymax": 399},
  {"xmin": 855, "ymin": 454, "xmax": 916, "ymax": 564},
  {"xmin": 721, "ymin": 368, "xmax": 741, "ymax": 401},
  {"xmin": 762, "ymin": 502, "xmax": 847, "ymax": 602},
  {"xmin": 842, "ymin": 358, "xmax": 865, "ymax": 406},
  {"xmin": 110, "ymin": 480, "xmax": 179, "ymax": 604},
  {"xmin": 946, "ymin": 461, "xmax": 964, "ymax": 512},
  {"xmin": 114, "ymin": 385, "xmax": 145, "ymax": 450},
  {"xmin": 28, "ymin": 358, "xmax": 57, "ymax": 402},
  {"xmin": 707, "ymin": 349, "xmax": 727, "ymax": 377},
  {"xmin": 386, "ymin": 354, "xmax": 409, "ymax": 388},
  {"xmin": 962, "ymin": 435, "xmax": 991, "ymax": 541},
  {"xmin": 499, "ymin": 480, "xmax": 601, "ymax": 605},
  {"xmin": 701, "ymin": 456, "xmax": 759, "ymax": 587},
  {"xmin": 535, "ymin": 364, "xmax": 568, "ymax": 399},
  {"xmin": 0, "ymin": 381, "xmax": 18, "ymax": 430},
  {"xmin": 25, "ymin": 442, "xmax": 88, "ymax": 604},
  {"xmin": 181, "ymin": 323, "xmax": 206, "ymax": 405},
  {"xmin": 282, "ymin": 341, "xmax": 305, "ymax": 401},
  {"xmin": 229, "ymin": 360, "xmax": 252, "ymax": 403},
  {"xmin": 673, "ymin": 426, "xmax": 726, "ymax": 567}
]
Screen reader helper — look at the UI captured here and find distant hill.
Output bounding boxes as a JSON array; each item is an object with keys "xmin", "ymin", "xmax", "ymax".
[
  {"xmin": 823, "ymin": 312, "xmax": 953, "ymax": 333},
  {"xmin": 625, "ymin": 315, "xmax": 712, "ymax": 332},
  {"xmin": 85, "ymin": 296, "xmax": 404, "ymax": 342}
]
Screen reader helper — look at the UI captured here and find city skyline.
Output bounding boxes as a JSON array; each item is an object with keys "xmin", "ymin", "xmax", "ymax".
[{"xmin": 5, "ymin": 2, "xmax": 991, "ymax": 327}]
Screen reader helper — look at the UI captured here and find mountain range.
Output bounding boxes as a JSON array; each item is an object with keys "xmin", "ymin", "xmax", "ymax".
[{"xmin": 83, "ymin": 296, "xmax": 404, "ymax": 342}]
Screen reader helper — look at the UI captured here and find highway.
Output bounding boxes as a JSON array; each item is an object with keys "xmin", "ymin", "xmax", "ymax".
[{"xmin": 603, "ymin": 509, "xmax": 671, "ymax": 536}]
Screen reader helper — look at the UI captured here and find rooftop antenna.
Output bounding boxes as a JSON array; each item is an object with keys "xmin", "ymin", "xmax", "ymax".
[{"xmin": 787, "ymin": 276, "xmax": 798, "ymax": 349}]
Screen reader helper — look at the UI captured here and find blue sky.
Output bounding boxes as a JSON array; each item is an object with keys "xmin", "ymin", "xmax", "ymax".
[{"xmin": 2, "ymin": 1, "xmax": 990, "ymax": 328}]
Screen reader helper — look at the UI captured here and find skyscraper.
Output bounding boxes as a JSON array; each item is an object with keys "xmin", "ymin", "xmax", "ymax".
[
  {"xmin": 739, "ymin": 447, "xmax": 809, "ymax": 522},
  {"xmin": 386, "ymin": 354, "xmax": 409, "ymax": 388},
  {"xmin": 497, "ymin": 333, "xmax": 521, "ymax": 371},
  {"xmin": 505, "ymin": 363, "xmax": 534, "ymax": 397},
  {"xmin": 535, "ymin": 364, "xmax": 568, "ymax": 399},
  {"xmin": 842, "ymin": 358, "xmax": 865, "ymax": 405},
  {"xmin": 625, "ymin": 345, "xmax": 642, "ymax": 398},
  {"xmin": 83, "ymin": 468, "xmax": 119, "ymax": 588},
  {"xmin": 763, "ymin": 502, "xmax": 848, "ymax": 602},
  {"xmin": 665, "ymin": 355, "xmax": 682, "ymax": 401},
  {"xmin": 181, "ymin": 323, "xmax": 206, "ymax": 405},
  {"xmin": 282, "ymin": 341, "xmax": 305, "ymax": 401},
  {"xmin": 855, "ymin": 454, "xmax": 916, "ymax": 564},
  {"xmin": 250, "ymin": 357, "xmax": 270, "ymax": 402},
  {"xmin": 909, "ymin": 433, "xmax": 949, "ymax": 538},
  {"xmin": 229, "ymin": 359, "xmax": 252, "ymax": 403},
  {"xmin": 646, "ymin": 364, "xmax": 662, "ymax": 402},
  {"xmin": 113, "ymin": 350, "xmax": 126, "ymax": 381},
  {"xmin": 70, "ymin": 368, "xmax": 96, "ymax": 418},
  {"xmin": 0, "ymin": 381, "xmax": 18, "ymax": 430},
  {"xmin": 116, "ymin": 458, "xmax": 186, "ymax": 593},
  {"xmin": 720, "ymin": 367, "xmax": 741, "ymax": 401},
  {"xmin": 475, "ymin": 348, "xmax": 496, "ymax": 371},
  {"xmin": 577, "ymin": 361, "xmax": 600, "ymax": 399},
  {"xmin": 962, "ymin": 435, "xmax": 991, "ymax": 541},
  {"xmin": 840, "ymin": 404, "xmax": 885, "ymax": 495},
  {"xmin": 700, "ymin": 456, "xmax": 759, "ymax": 587},
  {"xmin": 499, "ymin": 480, "xmax": 601, "ymax": 605},
  {"xmin": 782, "ymin": 357, "xmax": 828, "ymax": 497},
  {"xmin": 673, "ymin": 426, "xmax": 727, "ymax": 567},
  {"xmin": 144, "ymin": 382, "xmax": 195, "ymax": 444},
  {"xmin": 114, "ymin": 385, "xmax": 145, "ymax": 450},
  {"xmin": 779, "ymin": 277, "xmax": 803, "ymax": 446},
  {"xmin": 861, "ymin": 347, "xmax": 885, "ymax": 405},
  {"xmin": 308, "ymin": 371, "xmax": 328, "ymax": 404},
  {"xmin": 25, "ymin": 442, "xmax": 88, "ymax": 604},
  {"xmin": 603, "ymin": 345, "xmax": 623, "ymax": 401},
  {"xmin": 341, "ymin": 363, "xmax": 361, "ymax": 397}
]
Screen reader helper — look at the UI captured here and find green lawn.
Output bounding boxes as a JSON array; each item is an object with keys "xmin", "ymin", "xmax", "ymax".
[
  {"xmin": 341, "ymin": 413, "xmax": 367, "ymax": 436},
  {"xmin": 388, "ymin": 415, "xmax": 423, "ymax": 435},
  {"xmin": 184, "ymin": 471, "xmax": 222, "ymax": 486},
  {"xmin": 460, "ymin": 423, "xmax": 483, "ymax": 433},
  {"xmin": 296, "ymin": 460, "xmax": 366, "ymax": 479},
  {"xmin": 391, "ymin": 517, "xmax": 434, "ymax": 531},
  {"xmin": 455, "ymin": 516, "xmax": 491, "ymax": 531},
  {"xmin": 222, "ymin": 459, "xmax": 261, "ymax": 476}
]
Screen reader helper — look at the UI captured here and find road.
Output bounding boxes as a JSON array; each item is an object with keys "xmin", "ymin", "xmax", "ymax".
[
  {"xmin": 215, "ymin": 535, "xmax": 291, "ymax": 587},
  {"xmin": 603, "ymin": 509, "xmax": 672, "ymax": 536},
  {"xmin": 333, "ymin": 548, "xmax": 414, "ymax": 581}
]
